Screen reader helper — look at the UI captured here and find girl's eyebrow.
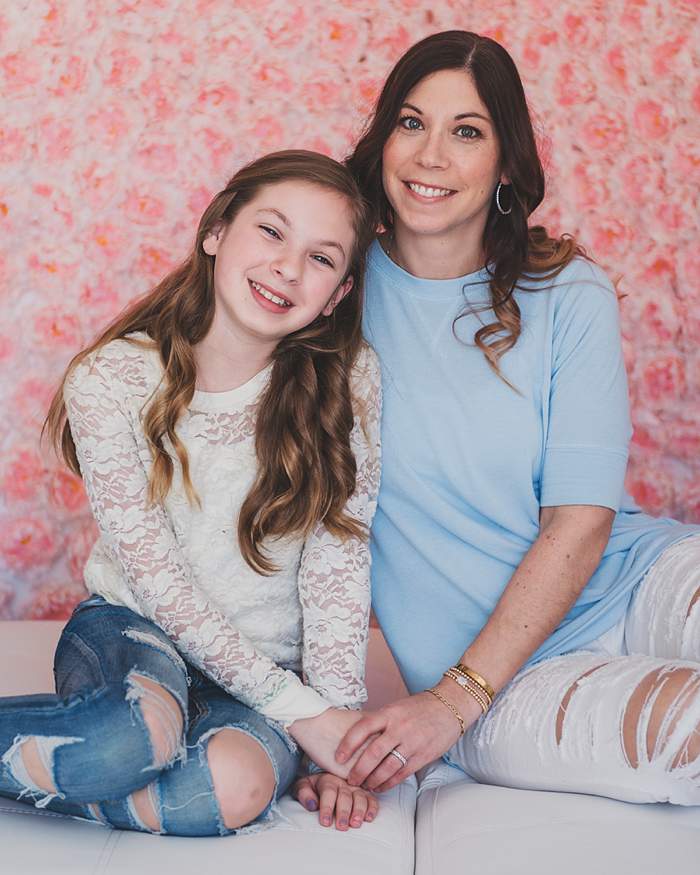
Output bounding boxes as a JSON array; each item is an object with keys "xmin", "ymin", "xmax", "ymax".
[
  {"xmin": 255, "ymin": 208, "xmax": 345, "ymax": 259},
  {"xmin": 401, "ymin": 102, "xmax": 492, "ymax": 124}
]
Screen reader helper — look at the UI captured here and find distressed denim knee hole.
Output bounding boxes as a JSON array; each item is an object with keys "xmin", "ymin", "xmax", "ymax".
[
  {"xmin": 1, "ymin": 735, "xmax": 82, "ymax": 808},
  {"xmin": 126, "ymin": 672, "xmax": 185, "ymax": 769}
]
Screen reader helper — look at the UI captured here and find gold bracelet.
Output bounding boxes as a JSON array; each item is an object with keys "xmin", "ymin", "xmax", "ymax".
[
  {"xmin": 444, "ymin": 670, "xmax": 490, "ymax": 714},
  {"xmin": 427, "ymin": 687, "xmax": 466, "ymax": 735},
  {"xmin": 451, "ymin": 664, "xmax": 495, "ymax": 702}
]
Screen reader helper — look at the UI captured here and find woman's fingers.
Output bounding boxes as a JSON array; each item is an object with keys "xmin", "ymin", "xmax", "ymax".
[
  {"xmin": 335, "ymin": 713, "xmax": 386, "ymax": 764},
  {"xmin": 293, "ymin": 775, "xmax": 320, "ymax": 812},
  {"xmin": 362, "ymin": 749, "xmax": 407, "ymax": 791},
  {"xmin": 365, "ymin": 793, "xmax": 379, "ymax": 821},
  {"xmin": 346, "ymin": 733, "xmax": 399, "ymax": 787}
]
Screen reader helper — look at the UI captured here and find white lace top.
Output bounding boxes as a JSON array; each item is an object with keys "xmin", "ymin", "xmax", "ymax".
[{"xmin": 64, "ymin": 333, "xmax": 381, "ymax": 727}]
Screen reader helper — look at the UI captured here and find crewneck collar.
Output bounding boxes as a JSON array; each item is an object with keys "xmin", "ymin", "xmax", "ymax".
[
  {"xmin": 191, "ymin": 362, "xmax": 272, "ymax": 413},
  {"xmin": 368, "ymin": 238, "xmax": 492, "ymax": 302}
]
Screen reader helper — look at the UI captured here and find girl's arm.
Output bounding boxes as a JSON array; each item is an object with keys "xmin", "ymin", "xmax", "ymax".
[
  {"xmin": 297, "ymin": 345, "xmax": 382, "ymax": 709},
  {"xmin": 64, "ymin": 344, "xmax": 330, "ymax": 728}
]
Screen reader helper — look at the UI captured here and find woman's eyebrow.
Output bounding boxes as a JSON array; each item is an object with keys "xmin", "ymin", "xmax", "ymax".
[
  {"xmin": 256, "ymin": 208, "xmax": 345, "ymax": 258},
  {"xmin": 401, "ymin": 102, "xmax": 491, "ymax": 124}
]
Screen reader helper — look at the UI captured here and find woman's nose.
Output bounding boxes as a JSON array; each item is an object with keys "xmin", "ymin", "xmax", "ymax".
[
  {"xmin": 270, "ymin": 252, "xmax": 301, "ymax": 284},
  {"xmin": 414, "ymin": 132, "xmax": 449, "ymax": 169}
]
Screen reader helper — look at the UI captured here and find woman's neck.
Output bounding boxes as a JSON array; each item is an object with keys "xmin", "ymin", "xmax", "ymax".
[{"xmin": 388, "ymin": 223, "xmax": 486, "ymax": 280}]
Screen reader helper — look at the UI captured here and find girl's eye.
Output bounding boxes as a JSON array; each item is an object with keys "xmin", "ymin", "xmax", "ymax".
[
  {"xmin": 313, "ymin": 254, "xmax": 334, "ymax": 268},
  {"xmin": 260, "ymin": 225, "xmax": 281, "ymax": 239},
  {"xmin": 455, "ymin": 124, "xmax": 481, "ymax": 140},
  {"xmin": 398, "ymin": 114, "xmax": 423, "ymax": 131}
]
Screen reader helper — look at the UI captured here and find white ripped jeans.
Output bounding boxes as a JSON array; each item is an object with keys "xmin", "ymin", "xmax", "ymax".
[{"xmin": 449, "ymin": 535, "xmax": 700, "ymax": 805}]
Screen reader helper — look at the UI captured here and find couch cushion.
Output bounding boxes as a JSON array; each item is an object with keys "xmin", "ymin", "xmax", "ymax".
[{"xmin": 415, "ymin": 760, "xmax": 700, "ymax": 875}]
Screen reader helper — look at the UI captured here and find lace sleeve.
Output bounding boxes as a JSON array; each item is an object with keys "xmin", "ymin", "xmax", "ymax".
[
  {"xmin": 64, "ymin": 346, "xmax": 330, "ymax": 726},
  {"xmin": 297, "ymin": 345, "xmax": 382, "ymax": 709}
]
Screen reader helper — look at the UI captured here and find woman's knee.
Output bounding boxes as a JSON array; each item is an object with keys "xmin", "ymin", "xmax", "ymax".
[
  {"xmin": 127, "ymin": 673, "xmax": 185, "ymax": 769},
  {"xmin": 206, "ymin": 728, "xmax": 277, "ymax": 831}
]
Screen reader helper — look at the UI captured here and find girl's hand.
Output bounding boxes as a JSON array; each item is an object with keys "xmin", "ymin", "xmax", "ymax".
[
  {"xmin": 293, "ymin": 772, "xmax": 379, "ymax": 830},
  {"xmin": 335, "ymin": 680, "xmax": 483, "ymax": 792},
  {"xmin": 288, "ymin": 707, "xmax": 375, "ymax": 779}
]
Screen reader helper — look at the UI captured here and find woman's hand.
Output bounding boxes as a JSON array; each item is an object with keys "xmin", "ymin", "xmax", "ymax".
[
  {"xmin": 292, "ymin": 772, "xmax": 379, "ymax": 830},
  {"xmin": 288, "ymin": 707, "xmax": 374, "ymax": 779},
  {"xmin": 335, "ymin": 679, "xmax": 483, "ymax": 792}
]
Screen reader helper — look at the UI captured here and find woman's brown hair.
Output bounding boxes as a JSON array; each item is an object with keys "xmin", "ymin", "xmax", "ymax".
[
  {"xmin": 44, "ymin": 150, "xmax": 375, "ymax": 573},
  {"xmin": 346, "ymin": 30, "xmax": 584, "ymax": 375}
]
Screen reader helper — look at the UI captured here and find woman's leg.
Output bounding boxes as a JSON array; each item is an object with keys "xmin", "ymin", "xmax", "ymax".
[
  {"xmin": 625, "ymin": 534, "xmax": 700, "ymax": 660},
  {"xmin": 0, "ymin": 596, "xmax": 188, "ymax": 816},
  {"xmin": 450, "ymin": 536, "xmax": 700, "ymax": 805},
  {"xmin": 92, "ymin": 680, "xmax": 303, "ymax": 836}
]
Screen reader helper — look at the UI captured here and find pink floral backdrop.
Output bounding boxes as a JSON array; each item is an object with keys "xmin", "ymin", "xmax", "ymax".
[{"xmin": 0, "ymin": 1, "xmax": 698, "ymax": 619}]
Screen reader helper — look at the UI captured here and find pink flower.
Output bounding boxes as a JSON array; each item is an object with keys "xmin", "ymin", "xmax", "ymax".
[
  {"xmin": 642, "ymin": 355, "xmax": 687, "ymax": 402},
  {"xmin": 247, "ymin": 117, "xmax": 285, "ymax": 151},
  {"xmin": 187, "ymin": 186, "xmax": 215, "ymax": 218},
  {"xmin": 39, "ymin": 116, "xmax": 74, "ymax": 162},
  {"xmin": 67, "ymin": 519, "xmax": 99, "ymax": 582},
  {"xmin": 265, "ymin": 6, "xmax": 307, "ymax": 48},
  {"xmin": 0, "ymin": 126, "xmax": 27, "ymax": 163},
  {"xmin": 563, "ymin": 14, "xmax": 590, "ymax": 45},
  {"xmin": 34, "ymin": 308, "xmax": 82, "ymax": 349},
  {"xmin": 641, "ymin": 298, "xmax": 680, "ymax": 344},
  {"xmin": 136, "ymin": 244, "xmax": 176, "ymax": 281},
  {"xmin": 0, "ymin": 517, "xmax": 59, "ymax": 571},
  {"xmin": 49, "ymin": 469, "xmax": 87, "ymax": 512},
  {"xmin": 79, "ymin": 162, "xmax": 119, "ymax": 210},
  {"xmin": 254, "ymin": 64, "xmax": 293, "ymax": 93},
  {"xmin": 79, "ymin": 273, "xmax": 120, "ymax": 313},
  {"xmin": 591, "ymin": 218, "xmax": 630, "ymax": 258},
  {"xmin": 87, "ymin": 104, "xmax": 132, "ymax": 147},
  {"xmin": 0, "ymin": 450, "xmax": 46, "ymax": 502},
  {"xmin": 0, "ymin": 335, "xmax": 13, "ymax": 361},
  {"xmin": 651, "ymin": 36, "xmax": 688, "ymax": 77},
  {"xmin": 136, "ymin": 141, "xmax": 179, "ymax": 175},
  {"xmin": 680, "ymin": 478, "xmax": 700, "ymax": 524},
  {"xmin": 633, "ymin": 100, "xmax": 671, "ymax": 140},
  {"xmin": 667, "ymin": 419, "xmax": 700, "ymax": 460},
  {"xmin": 605, "ymin": 46, "xmax": 627, "ymax": 87},
  {"xmin": 123, "ymin": 188, "xmax": 166, "ymax": 225},
  {"xmin": 195, "ymin": 84, "xmax": 240, "ymax": 118},
  {"xmin": 104, "ymin": 47, "xmax": 142, "ymax": 88},
  {"xmin": 50, "ymin": 55, "xmax": 87, "ymax": 96},
  {"xmin": 26, "ymin": 583, "xmax": 87, "ymax": 620},
  {"xmin": 13, "ymin": 379, "xmax": 57, "ymax": 428},
  {"xmin": 573, "ymin": 162, "xmax": 608, "ymax": 208},
  {"xmin": 626, "ymin": 473, "xmax": 673, "ymax": 516},
  {"xmin": 0, "ymin": 52, "xmax": 42, "ymax": 96},
  {"xmin": 582, "ymin": 111, "xmax": 627, "ymax": 150},
  {"xmin": 140, "ymin": 71, "xmax": 177, "ymax": 121},
  {"xmin": 90, "ymin": 222, "xmax": 131, "ymax": 261}
]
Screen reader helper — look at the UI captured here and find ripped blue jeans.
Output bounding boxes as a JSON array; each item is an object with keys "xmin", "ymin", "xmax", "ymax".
[{"xmin": 0, "ymin": 596, "xmax": 302, "ymax": 836}]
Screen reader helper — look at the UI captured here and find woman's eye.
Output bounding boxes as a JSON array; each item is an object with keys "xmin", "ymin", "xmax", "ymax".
[
  {"xmin": 455, "ymin": 124, "xmax": 481, "ymax": 140},
  {"xmin": 398, "ymin": 114, "xmax": 423, "ymax": 131},
  {"xmin": 260, "ymin": 225, "xmax": 281, "ymax": 239},
  {"xmin": 313, "ymin": 254, "xmax": 333, "ymax": 267}
]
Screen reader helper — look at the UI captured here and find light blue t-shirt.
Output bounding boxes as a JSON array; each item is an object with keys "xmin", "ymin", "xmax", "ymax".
[{"xmin": 363, "ymin": 240, "xmax": 698, "ymax": 694}]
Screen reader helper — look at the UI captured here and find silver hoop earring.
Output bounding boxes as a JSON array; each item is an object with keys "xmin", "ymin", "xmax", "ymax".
[{"xmin": 495, "ymin": 182, "xmax": 512, "ymax": 216}]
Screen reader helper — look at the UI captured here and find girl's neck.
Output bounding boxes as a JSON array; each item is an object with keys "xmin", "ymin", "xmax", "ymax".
[
  {"xmin": 388, "ymin": 222, "xmax": 486, "ymax": 280},
  {"xmin": 193, "ymin": 321, "xmax": 275, "ymax": 393}
]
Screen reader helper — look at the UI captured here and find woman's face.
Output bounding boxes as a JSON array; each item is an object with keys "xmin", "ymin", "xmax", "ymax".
[
  {"xmin": 382, "ymin": 68, "xmax": 507, "ymax": 243},
  {"xmin": 202, "ymin": 180, "xmax": 355, "ymax": 348}
]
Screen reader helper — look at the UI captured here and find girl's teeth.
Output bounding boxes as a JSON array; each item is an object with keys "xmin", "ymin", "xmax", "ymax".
[
  {"xmin": 251, "ymin": 281, "xmax": 290, "ymax": 307},
  {"xmin": 408, "ymin": 183, "xmax": 453, "ymax": 198}
]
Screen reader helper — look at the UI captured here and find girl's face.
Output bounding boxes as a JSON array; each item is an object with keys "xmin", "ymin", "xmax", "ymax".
[
  {"xmin": 203, "ymin": 180, "xmax": 356, "ymax": 348},
  {"xmin": 382, "ymin": 68, "xmax": 508, "ymax": 243}
]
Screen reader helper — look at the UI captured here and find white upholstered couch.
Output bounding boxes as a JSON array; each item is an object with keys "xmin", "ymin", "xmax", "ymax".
[{"xmin": 1, "ymin": 621, "xmax": 698, "ymax": 874}]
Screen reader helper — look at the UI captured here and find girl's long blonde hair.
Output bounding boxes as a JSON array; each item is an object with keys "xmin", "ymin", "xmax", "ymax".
[{"xmin": 44, "ymin": 150, "xmax": 375, "ymax": 573}]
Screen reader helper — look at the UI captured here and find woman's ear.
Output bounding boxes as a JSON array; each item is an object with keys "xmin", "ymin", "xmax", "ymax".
[
  {"xmin": 322, "ymin": 276, "xmax": 354, "ymax": 317},
  {"xmin": 202, "ymin": 223, "xmax": 225, "ymax": 256}
]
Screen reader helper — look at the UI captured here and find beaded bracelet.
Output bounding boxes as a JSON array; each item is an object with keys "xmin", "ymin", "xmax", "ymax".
[
  {"xmin": 427, "ymin": 687, "xmax": 466, "ymax": 735},
  {"xmin": 443, "ymin": 669, "xmax": 490, "ymax": 715}
]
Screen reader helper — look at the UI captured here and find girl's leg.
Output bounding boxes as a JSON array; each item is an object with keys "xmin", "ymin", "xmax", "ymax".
[
  {"xmin": 0, "ymin": 596, "xmax": 188, "ymax": 817},
  {"xmin": 93, "ymin": 681, "xmax": 302, "ymax": 836}
]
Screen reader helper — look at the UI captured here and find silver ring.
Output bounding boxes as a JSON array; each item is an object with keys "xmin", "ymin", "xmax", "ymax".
[{"xmin": 388, "ymin": 747, "xmax": 407, "ymax": 767}]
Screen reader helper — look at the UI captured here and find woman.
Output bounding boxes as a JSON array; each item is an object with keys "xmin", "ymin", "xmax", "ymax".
[
  {"xmin": 334, "ymin": 31, "xmax": 700, "ymax": 805},
  {"xmin": 0, "ymin": 151, "xmax": 380, "ymax": 835}
]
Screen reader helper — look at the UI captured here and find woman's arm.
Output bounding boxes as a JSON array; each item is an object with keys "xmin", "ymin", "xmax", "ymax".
[
  {"xmin": 338, "ymin": 262, "xmax": 631, "ymax": 789},
  {"xmin": 64, "ymin": 345, "xmax": 330, "ymax": 727},
  {"xmin": 336, "ymin": 504, "xmax": 613, "ymax": 790}
]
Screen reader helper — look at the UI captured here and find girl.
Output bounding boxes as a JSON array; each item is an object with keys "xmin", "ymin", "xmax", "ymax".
[
  {"xmin": 334, "ymin": 31, "xmax": 700, "ymax": 806},
  {"xmin": 0, "ymin": 150, "xmax": 381, "ymax": 835}
]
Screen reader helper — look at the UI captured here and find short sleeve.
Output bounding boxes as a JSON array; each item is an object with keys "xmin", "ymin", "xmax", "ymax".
[{"xmin": 540, "ymin": 261, "xmax": 632, "ymax": 512}]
